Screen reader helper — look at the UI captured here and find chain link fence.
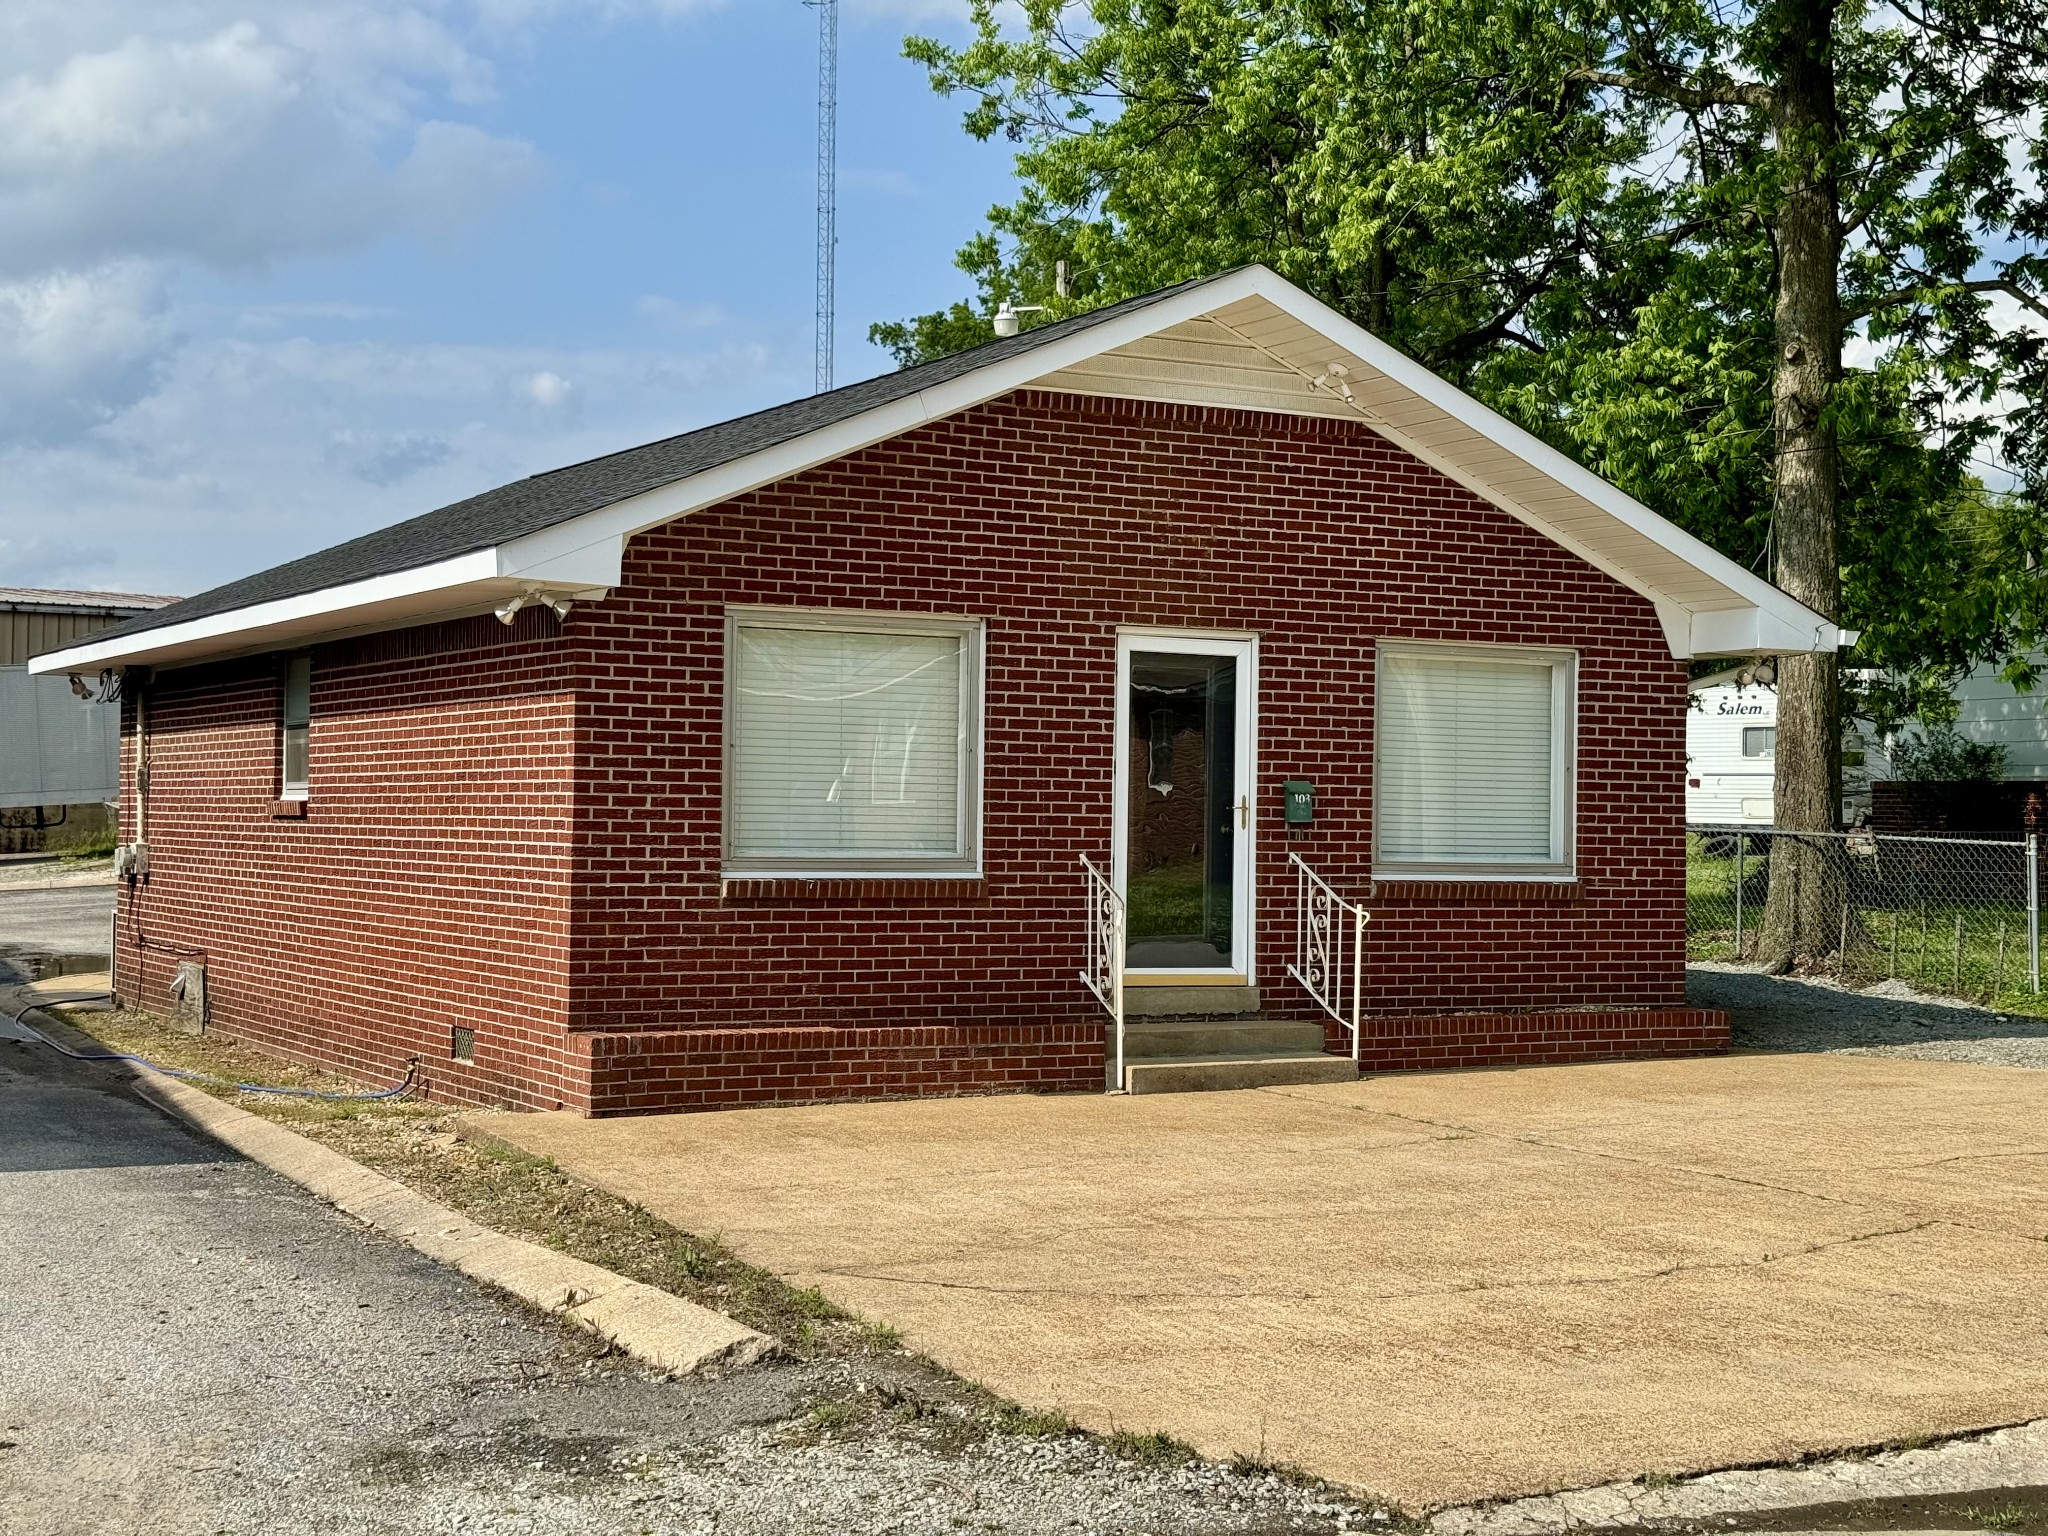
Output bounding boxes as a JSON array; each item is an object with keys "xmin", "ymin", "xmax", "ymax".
[{"xmin": 1687, "ymin": 825, "xmax": 2043, "ymax": 1004}]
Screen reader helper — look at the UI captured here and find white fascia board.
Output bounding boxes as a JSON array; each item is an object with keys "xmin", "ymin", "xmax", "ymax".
[
  {"xmin": 27, "ymin": 549, "xmax": 535, "ymax": 675},
  {"xmin": 1237, "ymin": 271, "xmax": 1840, "ymax": 656},
  {"xmin": 1689, "ymin": 604, "xmax": 1845, "ymax": 659}
]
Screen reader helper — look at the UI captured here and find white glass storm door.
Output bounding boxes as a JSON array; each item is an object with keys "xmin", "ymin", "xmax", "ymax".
[{"xmin": 1112, "ymin": 633, "xmax": 1258, "ymax": 980}]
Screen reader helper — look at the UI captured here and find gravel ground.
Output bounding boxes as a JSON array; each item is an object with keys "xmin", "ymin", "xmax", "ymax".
[
  {"xmin": 1, "ymin": 1032, "xmax": 1377, "ymax": 1536},
  {"xmin": 1690, "ymin": 962, "xmax": 2048, "ymax": 1069}
]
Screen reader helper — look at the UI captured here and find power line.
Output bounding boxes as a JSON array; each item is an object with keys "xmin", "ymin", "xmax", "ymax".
[{"xmin": 809, "ymin": 0, "xmax": 838, "ymax": 394}]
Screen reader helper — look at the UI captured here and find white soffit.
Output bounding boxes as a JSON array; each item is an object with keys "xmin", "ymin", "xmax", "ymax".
[{"xmin": 33, "ymin": 265, "xmax": 1836, "ymax": 675}]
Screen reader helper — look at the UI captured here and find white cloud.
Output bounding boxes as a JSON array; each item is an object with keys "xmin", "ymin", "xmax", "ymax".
[
  {"xmin": 519, "ymin": 367, "xmax": 577, "ymax": 415},
  {"xmin": 0, "ymin": 21, "xmax": 541, "ymax": 278},
  {"xmin": 0, "ymin": 5, "xmax": 554, "ymax": 457},
  {"xmin": 0, "ymin": 1, "xmax": 799, "ymax": 597},
  {"xmin": 324, "ymin": 427, "xmax": 456, "ymax": 486},
  {"xmin": 0, "ymin": 261, "xmax": 175, "ymax": 445},
  {"xmin": 1, "ymin": 328, "xmax": 799, "ymax": 596}
]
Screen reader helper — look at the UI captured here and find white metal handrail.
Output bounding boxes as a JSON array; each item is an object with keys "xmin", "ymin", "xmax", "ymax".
[
  {"xmin": 1079, "ymin": 855, "xmax": 1127, "ymax": 1091},
  {"xmin": 1286, "ymin": 852, "xmax": 1369, "ymax": 1062}
]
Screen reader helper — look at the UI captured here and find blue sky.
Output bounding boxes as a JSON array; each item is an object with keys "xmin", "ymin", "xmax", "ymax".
[{"xmin": 0, "ymin": 1, "xmax": 1013, "ymax": 599}]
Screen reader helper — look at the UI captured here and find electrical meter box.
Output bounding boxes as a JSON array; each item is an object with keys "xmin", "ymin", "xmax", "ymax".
[{"xmin": 1283, "ymin": 780, "xmax": 1316, "ymax": 824}]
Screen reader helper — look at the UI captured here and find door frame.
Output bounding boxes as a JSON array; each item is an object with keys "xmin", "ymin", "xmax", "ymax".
[{"xmin": 1111, "ymin": 628, "xmax": 1259, "ymax": 984}]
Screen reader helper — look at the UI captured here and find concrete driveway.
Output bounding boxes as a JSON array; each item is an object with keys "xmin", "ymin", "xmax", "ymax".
[{"xmin": 472, "ymin": 1053, "xmax": 2048, "ymax": 1510}]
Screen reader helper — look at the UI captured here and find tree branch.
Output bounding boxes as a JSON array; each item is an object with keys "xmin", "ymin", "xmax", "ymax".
[
  {"xmin": 1566, "ymin": 66, "xmax": 1775, "ymax": 114},
  {"xmin": 1848, "ymin": 278, "xmax": 2048, "ymax": 324}
]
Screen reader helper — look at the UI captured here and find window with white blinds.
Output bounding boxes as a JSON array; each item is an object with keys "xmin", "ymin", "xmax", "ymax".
[
  {"xmin": 280, "ymin": 653, "xmax": 311, "ymax": 799},
  {"xmin": 1374, "ymin": 644, "xmax": 1575, "ymax": 875},
  {"xmin": 725, "ymin": 611, "xmax": 982, "ymax": 874}
]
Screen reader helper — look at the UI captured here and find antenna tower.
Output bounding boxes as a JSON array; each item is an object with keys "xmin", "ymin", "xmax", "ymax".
[{"xmin": 811, "ymin": 0, "xmax": 839, "ymax": 394}]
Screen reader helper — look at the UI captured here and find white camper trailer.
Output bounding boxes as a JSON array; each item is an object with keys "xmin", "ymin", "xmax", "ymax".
[
  {"xmin": 1687, "ymin": 660, "xmax": 2048, "ymax": 826},
  {"xmin": 1687, "ymin": 683, "xmax": 1778, "ymax": 824}
]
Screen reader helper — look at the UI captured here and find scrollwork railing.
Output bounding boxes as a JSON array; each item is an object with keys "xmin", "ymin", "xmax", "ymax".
[
  {"xmin": 1079, "ymin": 855, "xmax": 1127, "ymax": 1090},
  {"xmin": 1286, "ymin": 853, "xmax": 1369, "ymax": 1062}
]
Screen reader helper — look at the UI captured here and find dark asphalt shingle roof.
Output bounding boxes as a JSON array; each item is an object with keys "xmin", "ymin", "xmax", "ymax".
[{"xmin": 72, "ymin": 275, "xmax": 1230, "ymax": 654}]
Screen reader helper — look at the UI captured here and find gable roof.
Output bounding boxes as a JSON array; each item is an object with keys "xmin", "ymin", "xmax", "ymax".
[{"xmin": 31, "ymin": 266, "xmax": 1842, "ymax": 676}]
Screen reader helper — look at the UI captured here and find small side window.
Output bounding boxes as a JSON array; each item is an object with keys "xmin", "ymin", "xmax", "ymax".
[
  {"xmin": 1742, "ymin": 725, "xmax": 1776, "ymax": 759},
  {"xmin": 281, "ymin": 654, "xmax": 312, "ymax": 798}
]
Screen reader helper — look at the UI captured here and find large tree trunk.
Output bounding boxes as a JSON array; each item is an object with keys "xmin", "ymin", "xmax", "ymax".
[{"xmin": 1755, "ymin": 0, "xmax": 1847, "ymax": 972}]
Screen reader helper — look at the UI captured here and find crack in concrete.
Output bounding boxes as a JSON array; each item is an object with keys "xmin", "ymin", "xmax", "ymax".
[
  {"xmin": 809, "ymin": 1219, "xmax": 1946, "ymax": 1306},
  {"xmin": 1886, "ymin": 1146, "xmax": 2048, "ymax": 1171},
  {"xmin": 1252, "ymin": 1086, "xmax": 1902, "ymax": 1213},
  {"xmin": 1253, "ymin": 1087, "xmax": 2048, "ymax": 1248}
]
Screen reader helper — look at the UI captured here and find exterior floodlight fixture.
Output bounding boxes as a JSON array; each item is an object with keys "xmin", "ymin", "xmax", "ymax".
[
  {"xmin": 992, "ymin": 301, "xmax": 1047, "ymax": 339},
  {"xmin": 1310, "ymin": 361, "xmax": 1356, "ymax": 404},
  {"xmin": 68, "ymin": 674, "xmax": 89, "ymax": 699},
  {"xmin": 497, "ymin": 590, "xmax": 579, "ymax": 626}
]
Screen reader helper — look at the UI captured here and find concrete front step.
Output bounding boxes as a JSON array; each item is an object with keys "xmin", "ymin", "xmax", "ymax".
[
  {"xmin": 1124, "ymin": 985, "xmax": 1261, "ymax": 1018},
  {"xmin": 1123, "ymin": 1018, "xmax": 1328, "ymax": 1058},
  {"xmin": 1123, "ymin": 1052, "xmax": 1358, "ymax": 1095}
]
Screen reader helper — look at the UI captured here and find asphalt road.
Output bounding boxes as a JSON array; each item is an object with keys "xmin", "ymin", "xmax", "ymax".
[
  {"xmin": 0, "ymin": 882, "xmax": 114, "ymax": 967},
  {"xmin": 0, "ymin": 1040, "xmax": 822, "ymax": 1536}
]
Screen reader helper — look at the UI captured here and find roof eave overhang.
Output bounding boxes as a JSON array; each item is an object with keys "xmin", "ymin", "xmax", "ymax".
[
  {"xmin": 35, "ymin": 263, "xmax": 1842, "ymax": 673},
  {"xmin": 27, "ymin": 541, "xmax": 619, "ymax": 675}
]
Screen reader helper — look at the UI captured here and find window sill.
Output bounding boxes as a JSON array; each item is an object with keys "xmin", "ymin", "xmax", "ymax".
[
  {"xmin": 1368, "ymin": 876, "xmax": 1581, "ymax": 904},
  {"xmin": 720, "ymin": 874, "xmax": 987, "ymax": 904},
  {"xmin": 271, "ymin": 799, "xmax": 309, "ymax": 819}
]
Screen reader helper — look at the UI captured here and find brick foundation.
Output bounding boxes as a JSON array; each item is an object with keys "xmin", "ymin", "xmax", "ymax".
[
  {"xmin": 574, "ymin": 1022, "xmax": 1105, "ymax": 1116},
  {"xmin": 1352, "ymin": 1007, "xmax": 1730, "ymax": 1073}
]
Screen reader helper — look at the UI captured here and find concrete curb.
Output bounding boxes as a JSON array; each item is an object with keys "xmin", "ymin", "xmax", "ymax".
[
  {"xmin": 8, "ymin": 989, "xmax": 776, "ymax": 1377},
  {"xmin": 133, "ymin": 1075, "xmax": 779, "ymax": 1375}
]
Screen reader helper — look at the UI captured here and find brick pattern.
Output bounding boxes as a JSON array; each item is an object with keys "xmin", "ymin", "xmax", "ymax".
[
  {"xmin": 1869, "ymin": 779, "xmax": 2048, "ymax": 837},
  {"xmin": 112, "ymin": 611, "xmax": 586, "ymax": 1109},
  {"xmin": 1347, "ymin": 1007, "xmax": 1729, "ymax": 1071},
  {"xmin": 573, "ymin": 1022, "xmax": 1103, "ymax": 1116},
  {"xmin": 114, "ymin": 387, "xmax": 1697, "ymax": 1115}
]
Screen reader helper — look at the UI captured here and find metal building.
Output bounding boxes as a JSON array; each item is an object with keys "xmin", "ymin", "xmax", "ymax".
[{"xmin": 2, "ymin": 588, "xmax": 177, "ymax": 836}]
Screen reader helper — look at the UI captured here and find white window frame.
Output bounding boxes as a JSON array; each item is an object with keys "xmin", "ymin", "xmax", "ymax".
[
  {"xmin": 721, "ymin": 607, "xmax": 985, "ymax": 879},
  {"xmin": 1372, "ymin": 639, "xmax": 1577, "ymax": 880},
  {"xmin": 280, "ymin": 652, "xmax": 312, "ymax": 801}
]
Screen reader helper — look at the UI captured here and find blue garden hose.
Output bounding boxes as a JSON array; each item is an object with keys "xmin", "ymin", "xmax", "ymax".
[{"xmin": 9, "ymin": 993, "xmax": 418, "ymax": 1102}]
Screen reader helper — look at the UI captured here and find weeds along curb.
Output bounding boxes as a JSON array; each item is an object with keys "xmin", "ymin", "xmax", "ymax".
[{"xmin": 131, "ymin": 1071, "xmax": 779, "ymax": 1376}]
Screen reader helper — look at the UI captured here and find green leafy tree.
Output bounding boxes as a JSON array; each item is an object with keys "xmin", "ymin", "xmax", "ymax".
[
  {"xmin": 884, "ymin": 0, "xmax": 2048, "ymax": 968},
  {"xmin": 1886, "ymin": 726, "xmax": 2007, "ymax": 782}
]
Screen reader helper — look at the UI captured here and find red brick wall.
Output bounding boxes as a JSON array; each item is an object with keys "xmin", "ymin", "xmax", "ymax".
[
  {"xmin": 114, "ymin": 387, "xmax": 1700, "ymax": 1114},
  {"xmin": 112, "ymin": 610, "xmax": 586, "ymax": 1109},
  {"xmin": 568, "ymin": 391, "xmax": 1691, "ymax": 1053}
]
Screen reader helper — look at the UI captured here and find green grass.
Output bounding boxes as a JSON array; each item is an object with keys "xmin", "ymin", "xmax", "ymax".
[
  {"xmin": 992, "ymin": 1405, "xmax": 1077, "ymax": 1437},
  {"xmin": 1126, "ymin": 861, "xmax": 1208, "ymax": 938},
  {"xmin": 52, "ymin": 826, "xmax": 118, "ymax": 860},
  {"xmin": 1105, "ymin": 1427, "xmax": 1195, "ymax": 1466},
  {"xmin": 1964, "ymin": 1505, "xmax": 2030, "ymax": 1532}
]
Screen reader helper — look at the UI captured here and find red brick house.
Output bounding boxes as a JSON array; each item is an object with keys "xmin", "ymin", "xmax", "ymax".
[{"xmin": 34, "ymin": 268, "xmax": 1839, "ymax": 1115}]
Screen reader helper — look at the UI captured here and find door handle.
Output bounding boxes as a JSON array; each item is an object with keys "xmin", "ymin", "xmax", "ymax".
[{"xmin": 1238, "ymin": 795, "xmax": 1249, "ymax": 830}]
